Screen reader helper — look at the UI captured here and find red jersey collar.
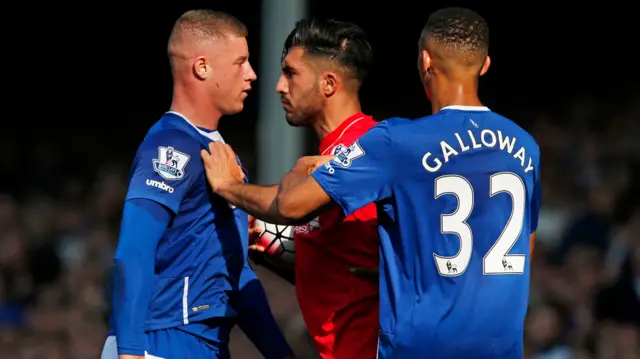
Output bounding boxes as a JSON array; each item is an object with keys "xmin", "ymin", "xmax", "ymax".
[{"xmin": 319, "ymin": 112, "xmax": 369, "ymax": 154}]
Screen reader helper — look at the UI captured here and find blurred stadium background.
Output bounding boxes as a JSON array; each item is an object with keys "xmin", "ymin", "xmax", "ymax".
[{"xmin": 1, "ymin": 1, "xmax": 639, "ymax": 358}]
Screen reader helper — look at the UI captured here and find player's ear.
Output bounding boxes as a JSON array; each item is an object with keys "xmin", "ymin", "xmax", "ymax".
[
  {"xmin": 193, "ymin": 56, "xmax": 209, "ymax": 80},
  {"xmin": 479, "ymin": 56, "xmax": 491, "ymax": 76},
  {"xmin": 322, "ymin": 72, "xmax": 337, "ymax": 97},
  {"xmin": 419, "ymin": 49, "xmax": 432, "ymax": 78}
]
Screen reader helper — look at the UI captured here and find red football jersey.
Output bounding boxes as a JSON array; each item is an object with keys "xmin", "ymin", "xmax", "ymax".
[{"xmin": 294, "ymin": 113, "xmax": 379, "ymax": 359}]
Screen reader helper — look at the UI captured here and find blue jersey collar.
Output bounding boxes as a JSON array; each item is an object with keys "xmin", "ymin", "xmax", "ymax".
[{"xmin": 165, "ymin": 111, "xmax": 225, "ymax": 143}]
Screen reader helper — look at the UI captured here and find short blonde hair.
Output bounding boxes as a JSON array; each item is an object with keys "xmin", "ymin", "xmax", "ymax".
[{"xmin": 168, "ymin": 9, "xmax": 247, "ymax": 55}]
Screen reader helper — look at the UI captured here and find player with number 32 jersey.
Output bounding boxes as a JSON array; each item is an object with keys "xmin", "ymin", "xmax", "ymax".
[{"xmin": 311, "ymin": 106, "xmax": 541, "ymax": 358}]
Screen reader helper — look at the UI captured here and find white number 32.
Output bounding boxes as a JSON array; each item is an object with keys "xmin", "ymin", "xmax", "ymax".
[{"xmin": 434, "ymin": 172, "xmax": 527, "ymax": 276}]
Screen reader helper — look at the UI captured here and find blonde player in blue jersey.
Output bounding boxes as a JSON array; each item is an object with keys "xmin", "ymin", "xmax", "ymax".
[
  {"xmin": 101, "ymin": 9, "xmax": 293, "ymax": 359},
  {"xmin": 202, "ymin": 7, "xmax": 541, "ymax": 359}
]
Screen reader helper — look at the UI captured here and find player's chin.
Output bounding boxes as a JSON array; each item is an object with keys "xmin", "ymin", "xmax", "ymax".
[
  {"xmin": 223, "ymin": 101, "xmax": 245, "ymax": 115},
  {"xmin": 284, "ymin": 113, "xmax": 304, "ymax": 127}
]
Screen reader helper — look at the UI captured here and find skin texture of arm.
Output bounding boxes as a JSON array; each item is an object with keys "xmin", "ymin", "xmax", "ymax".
[{"xmin": 202, "ymin": 141, "xmax": 334, "ymax": 225}]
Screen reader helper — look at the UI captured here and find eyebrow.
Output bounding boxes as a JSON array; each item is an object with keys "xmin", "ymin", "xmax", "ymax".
[{"xmin": 282, "ymin": 63, "xmax": 294, "ymax": 71}]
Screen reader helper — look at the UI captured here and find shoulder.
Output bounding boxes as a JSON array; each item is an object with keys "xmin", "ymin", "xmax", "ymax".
[
  {"xmin": 370, "ymin": 116, "xmax": 415, "ymax": 139},
  {"xmin": 343, "ymin": 117, "xmax": 407, "ymax": 153},
  {"xmin": 491, "ymin": 112, "xmax": 540, "ymax": 155},
  {"xmin": 375, "ymin": 116, "xmax": 426, "ymax": 134},
  {"xmin": 133, "ymin": 127, "xmax": 204, "ymax": 181},
  {"xmin": 137, "ymin": 127, "xmax": 203, "ymax": 160},
  {"xmin": 378, "ymin": 116, "xmax": 414, "ymax": 127}
]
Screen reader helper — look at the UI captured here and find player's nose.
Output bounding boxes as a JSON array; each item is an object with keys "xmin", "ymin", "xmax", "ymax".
[
  {"xmin": 245, "ymin": 62, "xmax": 257, "ymax": 82},
  {"xmin": 275, "ymin": 74, "xmax": 287, "ymax": 94}
]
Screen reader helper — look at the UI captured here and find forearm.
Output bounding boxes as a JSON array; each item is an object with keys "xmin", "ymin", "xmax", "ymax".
[
  {"xmin": 279, "ymin": 169, "xmax": 307, "ymax": 194},
  {"xmin": 218, "ymin": 183, "xmax": 295, "ymax": 224},
  {"xmin": 113, "ymin": 257, "xmax": 154, "ymax": 355},
  {"xmin": 275, "ymin": 170, "xmax": 333, "ymax": 224},
  {"xmin": 113, "ymin": 199, "xmax": 170, "ymax": 355}
]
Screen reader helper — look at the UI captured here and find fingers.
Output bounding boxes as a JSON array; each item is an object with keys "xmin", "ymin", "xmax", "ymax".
[
  {"xmin": 249, "ymin": 226, "xmax": 263, "ymax": 236},
  {"xmin": 206, "ymin": 141, "xmax": 238, "ymax": 160},
  {"xmin": 208, "ymin": 141, "xmax": 217, "ymax": 153},
  {"xmin": 202, "ymin": 142, "xmax": 224, "ymax": 165},
  {"xmin": 206, "ymin": 141, "xmax": 232, "ymax": 158},
  {"xmin": 316, "ymin": 155, "xmax": 336, "ymax": 163},
  {"xmin": 249, "ymin": 244, "xmax": 265, "ymax": 252},
  {"xmin": 204, "ymin": 141, "xmax": 243, "ymax": 175},
  {"xmin": 307, "ymin": 155, "xmax": 336, "ymax": 174},
  {"xmin": 249, "ymin": 224, "xmax": 262, "ymax": 233},
  {"xmin": 294, "ymin": 155, "xmax": 336, "ymax": 175},
  {"xmin": 223, "ymin": 143, "xmax": 237, "ymax": 158},
  {"xmin": 248, "ymin": 215, "xmax": 263, "ymax": 240},
  {"xmin": 201, "ymin": 141, "xmax": 247, "ymax": 193},
  {"xmin": 200, "ymin": 149, "xmax": 210, "ymax": 162}
]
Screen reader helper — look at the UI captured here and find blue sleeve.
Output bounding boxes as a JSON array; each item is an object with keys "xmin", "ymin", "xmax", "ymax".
[
  {"xmin": 112, "ymin": 198, "xmax": 172, "ymax": 355},
  {"xmin": 126, "ymin": 130, "xmax": 203, "ymax": 214},
  {"xmin": 530, "ymin": 161, "xmax": 542, "ymax": 233},
  {"xmin": 311, "ymin": 120, "xmax": 395, "ymax": 217},
  {"xmin": 235, "ymin": 264, "xmax": 293, "ymax": 359}
]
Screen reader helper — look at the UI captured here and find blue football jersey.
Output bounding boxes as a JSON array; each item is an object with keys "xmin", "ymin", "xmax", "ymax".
[
  {"xmin": 124, "ymin": 111, "xmax": 252, "ymax": 331},
  {"xmin": 312, "ymin": 106, "xmax": 541, "ymax": 359}
]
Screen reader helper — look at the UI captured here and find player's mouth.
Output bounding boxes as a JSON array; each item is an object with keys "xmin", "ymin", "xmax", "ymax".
[{"xmin": 281, "ymin": 98, "xmax": 291, "ymax": 110}]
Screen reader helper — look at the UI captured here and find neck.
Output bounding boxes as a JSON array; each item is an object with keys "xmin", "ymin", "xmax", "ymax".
[
  {"xmin": 170, "ymin": 82, "xmax": 222, "ymax": 130},
  {"xmin": 312, "ymin": 94, "xmax": 362, "ymax": 139},
  {"xmin": 427, "ymin": 77, "xmax": 483, "ymax": 114}
]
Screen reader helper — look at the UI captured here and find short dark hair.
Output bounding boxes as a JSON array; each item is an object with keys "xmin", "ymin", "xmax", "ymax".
[
  {"xmin": 282, "ymin": 19, "xmax": 373, "ymax": 84},
  {"xmin": 419, "ymin": 7, "xmax": 489, "ymax": 66},
  {"xmin": 168, "ymin": 10, "xmax": 247, "ymax": 54}
]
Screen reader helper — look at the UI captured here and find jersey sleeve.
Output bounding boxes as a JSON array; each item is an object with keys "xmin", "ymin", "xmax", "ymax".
[
  {"xmin": 112, "ymin": 198, "xmax": 172, "ymax": 355},
  {"xmin": 125, "ymin": 130, "xmax": 203, "ymax": 214},
  {"xmin": 530, "ymin": 164, "xmax": 542, "ymax": 233},
  {"xmin": 311, "ymin": 120, "xmax": 395, "ymax": 217}
]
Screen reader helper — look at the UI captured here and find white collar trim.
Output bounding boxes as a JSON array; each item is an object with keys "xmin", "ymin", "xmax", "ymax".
[
  {"xmin": 441, "ymin": 105, "xmax": 490, "ymax": 112},
  {"xmin": 166, "ymin": 111, "xmax": 224, "ymax": 143}
]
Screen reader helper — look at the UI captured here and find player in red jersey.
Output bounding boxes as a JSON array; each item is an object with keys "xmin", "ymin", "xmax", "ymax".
[{"xmin": 201, "ymin": 19, "xmax": 379, "ymax": 359}]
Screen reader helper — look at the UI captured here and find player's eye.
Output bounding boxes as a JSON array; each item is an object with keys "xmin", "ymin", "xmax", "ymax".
[{"xmin": 282, "ymin": 69, "xmax": 294, "ymax": 78}]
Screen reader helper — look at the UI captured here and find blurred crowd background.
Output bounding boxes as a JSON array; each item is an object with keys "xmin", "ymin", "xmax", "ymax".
[{"xmin": 1, "ymin": 1, "xmax": 638, "ymax": 358}]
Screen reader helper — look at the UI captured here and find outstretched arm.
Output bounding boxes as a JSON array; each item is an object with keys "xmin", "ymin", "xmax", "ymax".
[
  {"xmin": 216, "ymin": 183, "xmax": 283, "ymax": 223},
  {"xmin": 202, "ymin": 141, "xmax": 333, "ymax": 225},
  {"xmin": 273, "ymin": 159, "xmax": 334, "ymax": 223},
  {"xmin": 203, "ymin": 118, "xmax": 396, "ymax": 224}
]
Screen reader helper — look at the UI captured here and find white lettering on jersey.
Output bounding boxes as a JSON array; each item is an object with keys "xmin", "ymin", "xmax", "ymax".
[
  {"xmin": 323, "ymin": 161, "xmax": 335, "ymax": 174},
  {"xmin": 294, "ymin": 216, "xmax": 321, "ymax": 234},
  {"xmin": 422, "ymin": 129, "xmax": 535, "ymax": 174},
  {"xmin": 152, "ymin": 146, "xmax": 191, "ymax": 180},
  {"xmin": 146, "ymin": 179, "xmax": 175, "ymax": 193}
]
